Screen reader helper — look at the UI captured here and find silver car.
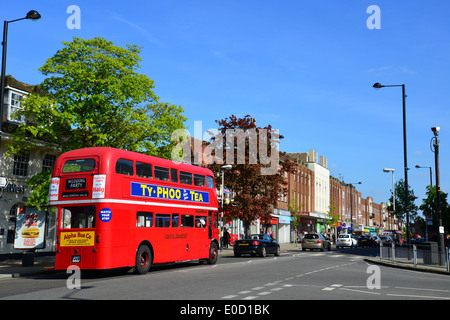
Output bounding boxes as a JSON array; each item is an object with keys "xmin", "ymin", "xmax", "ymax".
[{"xmin": 301, "ymin": 234, "xmax": 331, "ymax": 251}]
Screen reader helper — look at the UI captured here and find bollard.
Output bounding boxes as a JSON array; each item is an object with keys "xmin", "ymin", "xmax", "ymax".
[
  {"xmin": 391, "ymin": 242, "xmax": 396, "ymax": 263},
  {"xmin": 413, "ymin": 245, "xmax": 417, "ymax": 266}
]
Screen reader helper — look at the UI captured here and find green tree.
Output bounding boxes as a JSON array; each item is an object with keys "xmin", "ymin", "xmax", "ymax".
[
  {"xmin": 287, "ymin": 190, "xmax": 303, "ymax": 246},
  {"xmin": 388, "ymin": 178, "xmax": 419, "ymax": 222},
  {"xmin": 9, "ymin": 37, "xmax": 186, "ymax": 207},
  {"xmin": 326, "ymin": 198, "xmax": 339, "ymax": 233},
  {"xmin": 419, "ymin": 185, "xmax": 450, "ymax": 233}
]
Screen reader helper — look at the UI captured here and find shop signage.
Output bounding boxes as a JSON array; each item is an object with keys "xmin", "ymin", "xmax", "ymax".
[{"xmin": 1, "ymin": 182, "xmax": 26, "ymax": 193}]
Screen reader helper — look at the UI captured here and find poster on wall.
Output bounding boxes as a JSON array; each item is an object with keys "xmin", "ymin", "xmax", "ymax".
[{"xmin": 14, "ymin": 206, "xmax": 47, "ymax": 250}]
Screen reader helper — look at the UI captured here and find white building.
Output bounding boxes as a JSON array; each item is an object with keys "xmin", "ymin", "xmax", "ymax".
[
  {"xmin": 0, "ymin": 76, "xmax": 59, "ymax": 256},
  {"xmin": 305, "ymin": 150, "xmax": 330, "ymax": 234}
]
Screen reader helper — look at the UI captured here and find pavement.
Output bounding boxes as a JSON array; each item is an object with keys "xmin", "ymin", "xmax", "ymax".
[
  {"xmin": 1, "ymin": 242, "xmax": 448, "ymax": 278},
  {"xmin": 364, "ymin": 257, "xmax": 450, "ymax": 276}
]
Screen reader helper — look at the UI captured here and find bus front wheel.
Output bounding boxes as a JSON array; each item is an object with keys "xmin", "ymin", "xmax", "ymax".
[{"xmin": 135, "ymin": 245, "xmax": 152, "ymax": 274}]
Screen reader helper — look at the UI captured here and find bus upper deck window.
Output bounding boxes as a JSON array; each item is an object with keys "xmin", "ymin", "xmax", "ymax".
[
  {"xmin": 155, "ymin": 166, "xmax": 170, "ymax": 181},
  {"xmin": 180, "ymin": 171, "xmax": 192, "ymax": 185},
  {"xmin": 62, "ymin": 158, "xmax": 95, "ymax": 173},
  {"xmin": 206, "ymin": 176, "xmax": 215, "ymax": 189},
  {"xmin": 116, "ymin": 159, "xmax": 134, "ymax": 176},
  {"xmin": 194, "ymin": 174, "xmax": 205, "ymax": 187},
  {"xmin": 136, "ymin": 162, "xmax": 152, "ymax": 179}
]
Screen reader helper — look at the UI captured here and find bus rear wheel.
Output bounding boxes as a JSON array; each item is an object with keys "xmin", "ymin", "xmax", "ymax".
[
  {"xmin": 135, "ymin": 245, "xmax": 152, "ymax": 274},
  {"xmin": 206, "ymin": 242, "xmax": 218, "ymax": 265}
]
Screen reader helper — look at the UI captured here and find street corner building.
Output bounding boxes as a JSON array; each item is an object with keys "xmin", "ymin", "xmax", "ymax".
[{"xmin": 0, "ymin": 75, "xmax": 59, "ymax": 257}]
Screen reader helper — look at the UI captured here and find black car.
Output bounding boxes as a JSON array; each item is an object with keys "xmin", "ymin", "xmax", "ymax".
[
  {"xmin": 358, "ymin": 235, "xmax": 375, "ymax": 247},
  {"xmin": 233, "ymin": 234, "xmax": 280, "ymax": 257}
]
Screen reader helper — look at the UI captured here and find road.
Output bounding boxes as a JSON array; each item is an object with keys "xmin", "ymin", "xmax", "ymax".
[{"xmin": 1, "ymin": 247, "xmax": 450, "ymax": 304}]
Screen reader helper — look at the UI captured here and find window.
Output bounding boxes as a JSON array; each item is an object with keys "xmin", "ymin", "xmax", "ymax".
[
  {"xmin": 136, "ymin": 162, "xmax": 152, "ymax": 179},
  {"xmin": 116, "ymin": 159, "xmax": 134, "ymax": 176},
  {"xmin": 63, "ymin": 158, "xmax": 95, "ymax": 173},
  {"xmin": 13, "ymin": 153, "xmax": 29, "ymax": 176},
  {"xmin": 137, "ymin": 212, "xmax": 153, "ymax": 227},
  {"xmin": 195, "ymin": 216, "xmax": 207, "ymax": 228},
  {"xmin": 206, "ymin": 176, "xmax": 215, "ymax": 189},
  {"xmin": 172, "ymin": 214, "xmax": 179, "ymax": 228},
  {"xmin": 180, "ymin": 171, "xmax": 192, "ymax": 185},
  {"xmin": 61, "ymin": 206, "xmax": 96, "ymax": 229},
  {"xmin": 42, "ymin": 154, "xmax": 57, "ymax": 172},
  {"xmin": 171, "ymin": 168, "xmax": 178, "ymax": 183},
  {"xmin": 181, "ymin": 215, "xmax": 194, "ymax": 227},
  {"xmin": 8, "ymin": 92, "xmax": 25, "ymax": 123},
  {"xmin": 155, "ymin": 166, "xmax": 169, "ymax": 181},
  {"xmin": 155, "ymin": 214, "xmax": 171, "ymax": 228},
  {"xmin": 194, "ymin": 174, "xmax": 205, "ymax": 187}
]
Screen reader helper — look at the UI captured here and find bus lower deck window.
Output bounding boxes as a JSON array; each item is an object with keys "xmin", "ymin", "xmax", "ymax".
[
  {"xmin": 155, "ymin": 214, "xmax": 171, "ymax": 228},
  {"xmin": 181, "ymin": 215, "xmax": 194, "ymax": 227},
  {"xmin": 61, "ymin": 206, "xmax": 96, "ymax": 229},
  {"xmin": 195, "ymin": 216, "xmax": 207, "ymax": 228},
  {"xmin": 137, "ymin": 212, "xmax": 153, "ymax": 227},
  {"xmin": 172, "ymin": 214, "xmax": 179, "ymax": 228}
]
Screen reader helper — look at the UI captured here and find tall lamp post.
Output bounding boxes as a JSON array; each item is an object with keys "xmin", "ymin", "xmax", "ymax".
[
  {"xmin": 373, "ymin": 82, "xmax": 411, "ymax": 248},
  {"xmin": 431, "ymin": 127, "xmax": 445, "ymax": 264},
  {"xmin": 220, "ymin": 164, "xmax": 232, "ymax": 250},
  {"xmin": 0, "ymin": 10, "xmax": 41, "ymax": 134},
  {"xmin": 414, "ymin": 165, "xmax": 433, "ymax": 187},
  {"xmin": 383, "ymin": 168, "xmax": 395, "ymax": 232},
  {"xmin": 382, "ymin": 168, "xmax": 395, "ymax": 212}
]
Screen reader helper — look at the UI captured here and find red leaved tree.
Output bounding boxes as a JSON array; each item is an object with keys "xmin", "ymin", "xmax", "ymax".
[{"xmin": 206, "ymin": 115, "xmax": 295, "ymax": 236}]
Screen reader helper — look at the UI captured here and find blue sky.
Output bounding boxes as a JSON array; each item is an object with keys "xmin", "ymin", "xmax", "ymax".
[{"xmin": 2, "ymin": 0, "xmax": 450, "ymax": 212}]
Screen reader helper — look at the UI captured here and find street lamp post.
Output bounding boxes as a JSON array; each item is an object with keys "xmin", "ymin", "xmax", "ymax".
[
  {"xmin": 414, "ymin": 165, "xmax": 433, "ymax": 187},
  {"xmin": 220, "ymin": 164, "xmax": 232, "ymax": 251},
  {"xmin": 0, "ymin": 10, "xmax": 41, "ymax": 134},
  {"xmin": 431, "ymin": 127, "xmax": 445, "ymax": 264},
  {"xmin": 382, "ymin": 168, "xmax": 395, "ymax": 213},
  {"xmin": 373, "ymin": 82, "xmax": 411, "ymax": 249}
]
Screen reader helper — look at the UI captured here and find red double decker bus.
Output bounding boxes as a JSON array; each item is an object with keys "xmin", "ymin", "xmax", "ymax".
[{"xmin": 49, "ymin": 147, "xmax": 220, "ymax": 274}]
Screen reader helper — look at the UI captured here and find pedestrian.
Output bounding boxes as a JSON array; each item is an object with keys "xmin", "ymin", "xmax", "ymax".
[{"xmin": 223, "ymin": 229, "xmax": 230, "ymax": 248}]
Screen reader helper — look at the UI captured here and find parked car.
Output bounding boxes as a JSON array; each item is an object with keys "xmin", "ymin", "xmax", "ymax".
[
  {"xmin": 336, "ymin": 234, "xmax": 357, "ymax": 248},
  {"xmin": 233, "ymin": 234, "xmax": 280, "ymax": 257},
  {"xmin": 301, "ymin": 233, "xmax": 331, "ymax": 252},
  {"xmin": 372, "ymin": 236, "xmax": 381, "ymax": 247},
  {"xmin": 380, "ymin": 235, "xmax": 393, "ymax": 246},
  {"xmin": 358, "ymin": 235, "xmax": 374, "ymax": 247}
]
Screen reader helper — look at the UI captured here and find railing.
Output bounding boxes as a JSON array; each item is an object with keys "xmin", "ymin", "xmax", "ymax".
[{"xmin": 378, "ymin": 242, "xmax": 450, "ymax": 272}]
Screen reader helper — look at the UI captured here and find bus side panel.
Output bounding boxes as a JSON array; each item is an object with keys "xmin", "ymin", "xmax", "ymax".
[{"xmin": 96, "ymin": 204, "xmax": 135, "ymax": 269}]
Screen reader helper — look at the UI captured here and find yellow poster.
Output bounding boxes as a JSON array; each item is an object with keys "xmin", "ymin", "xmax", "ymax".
[{"xmin": 60, "ymin": 231, "xmax": 95, "ymax": 247}]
